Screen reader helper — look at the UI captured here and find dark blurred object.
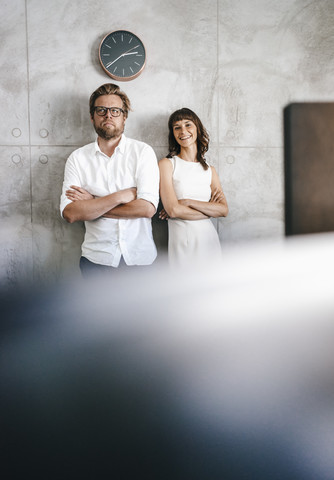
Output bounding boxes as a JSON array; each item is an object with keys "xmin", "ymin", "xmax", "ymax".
[
  {"xmin": 2, "ymin": 237, "xmax": 334, "ymax": 479},
  {"xmin": 152, "ymin": 198, "xmax": 168, "ymax": 252},
  {"xmin": 284, "ymin": 102, "xmax": 334, "ymax": 235}
]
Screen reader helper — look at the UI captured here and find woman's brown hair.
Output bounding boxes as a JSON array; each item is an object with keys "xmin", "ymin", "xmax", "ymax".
[{"xmin": 167, "ymin": 108, "xmax": 209, "ymax": 170}]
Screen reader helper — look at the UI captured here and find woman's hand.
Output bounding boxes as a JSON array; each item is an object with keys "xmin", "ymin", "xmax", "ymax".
[
  {"xmin": 66, "ymin": 185, "xmax": 94, "ymax": 202},
  {"xmin": 178, "ymin": 199, "xmax": 191, "ymax": 207},
  {"xmin": 159, "ymin": 208, "xmax": 169, "ymax": 220},
  {"xmin": 210, "ymin": 188, "xmax": 224, "ymax": 203}
]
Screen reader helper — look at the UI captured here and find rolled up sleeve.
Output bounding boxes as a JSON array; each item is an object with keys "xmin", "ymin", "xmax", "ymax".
[
  {"xmin": 136, "ymin": 145, "xmax": 160, "ymax": 210},
  {"xmin": 60, "ymin": 154, "xmax": 81, "ymax": 217}
]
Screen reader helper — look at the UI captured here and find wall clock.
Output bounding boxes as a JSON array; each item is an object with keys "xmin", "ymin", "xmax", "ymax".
[{"xmin": 99, "ymin": 30, "xmax": 146, "ymax": 81}]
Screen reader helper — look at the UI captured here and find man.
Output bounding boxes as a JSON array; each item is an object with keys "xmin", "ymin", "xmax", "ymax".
[{"xmin": 60, "ymin": 83, "xmax": 159, "ymax": 275}]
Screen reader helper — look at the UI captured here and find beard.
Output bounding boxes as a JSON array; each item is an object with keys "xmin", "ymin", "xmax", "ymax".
[{"xmin": 93, "ymin": 121, "xmax": 124, "ymax": 140}]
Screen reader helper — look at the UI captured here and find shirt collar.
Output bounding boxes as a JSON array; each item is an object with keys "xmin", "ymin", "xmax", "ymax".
[
  {"xmin": 117, "ymin": 134, "xmax": 126, "ymax": 154},
  {"xmin": 94, "ymin": 134, "xmax": 127, "ymax": 156}
]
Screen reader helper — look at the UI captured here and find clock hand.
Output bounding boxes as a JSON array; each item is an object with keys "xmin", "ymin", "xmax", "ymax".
[
  {"xmin": 123, "ymin": 51, "xmax": 138, "ymax": 56},
  {"xmin": 105, "ymin": 55, "xmax": 123, "ymax": 68},
  {"xmin": 123, "ymin": 44, "xmax": 140, "ymax": 55},
  {"xmin": 105, "ymin": 45, "xmax": 140, "ymax": 69}
]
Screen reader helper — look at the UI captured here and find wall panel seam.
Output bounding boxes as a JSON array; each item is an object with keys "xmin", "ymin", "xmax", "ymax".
[{"xmin": 25, "ymin": 0, "xmax": 34, "ymax": 276}]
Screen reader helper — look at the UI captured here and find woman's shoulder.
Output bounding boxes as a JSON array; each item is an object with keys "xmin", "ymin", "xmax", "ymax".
[{"xmin": 159, "ymin": 156, "xmax": 175, "ymax": 167}]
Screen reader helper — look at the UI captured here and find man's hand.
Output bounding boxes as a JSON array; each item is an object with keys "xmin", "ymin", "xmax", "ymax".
[
  {"xmin": 118, "ymin": 187, "xmax": 137, "ymax": 204},
  {"xmin": 66, "ymin": 186, "xmax": 137, "ymax": 204},
  {"xmin": 63, "ymin": 186, "xmax": 138, "ymax": 223},
  {"xmin": 66, "ymin": 186, "xmax": 94, "ymax": 202}
]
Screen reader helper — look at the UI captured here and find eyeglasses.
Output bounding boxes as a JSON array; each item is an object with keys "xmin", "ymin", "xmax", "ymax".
[{"xmin": 94, "ymin": 106, "xmax": 124, "ymax": 117}]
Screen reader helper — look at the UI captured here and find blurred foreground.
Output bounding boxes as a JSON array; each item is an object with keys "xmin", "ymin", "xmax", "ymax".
[{"xmin": 2, "ymin": 234, "xmax": 334, "ymax": 479}]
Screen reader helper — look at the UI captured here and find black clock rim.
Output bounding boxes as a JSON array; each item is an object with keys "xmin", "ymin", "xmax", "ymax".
[{"xmin": 98, "ymin": 30, "xmax": 146, "ymax": 82}]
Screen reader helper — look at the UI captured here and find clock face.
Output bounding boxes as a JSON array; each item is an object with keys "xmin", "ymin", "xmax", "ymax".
[{"xmin": 99, "ymin": 30, "xmax": 146, "ymax": 81}]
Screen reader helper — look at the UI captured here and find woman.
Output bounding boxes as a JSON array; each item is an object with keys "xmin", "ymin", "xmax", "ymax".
[{"xmin": 159, "ymin": 108, "xmax": 228, "ymax": 267}]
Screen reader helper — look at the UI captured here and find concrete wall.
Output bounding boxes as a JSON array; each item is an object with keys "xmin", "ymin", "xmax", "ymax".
[{"xmin": 1, "ymin": 0, "xmax": 334, "ymax": 286}]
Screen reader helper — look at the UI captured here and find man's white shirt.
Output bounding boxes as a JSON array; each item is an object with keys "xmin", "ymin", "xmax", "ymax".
[{"xmin": 60, "ymin": 135, "xmax": 159, "ymax": 266}]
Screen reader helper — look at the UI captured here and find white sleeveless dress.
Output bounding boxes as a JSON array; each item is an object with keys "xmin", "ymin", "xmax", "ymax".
[{"xmin": 168, "ymin": 156, "xmax": 222, "ymax": 267}]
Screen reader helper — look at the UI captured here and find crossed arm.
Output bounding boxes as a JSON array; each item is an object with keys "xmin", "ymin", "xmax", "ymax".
[
  {"xmin": 158, "ymin": 158, "xmax": 229, "ymax": 220},
  {"xmin": 63, "ymin": 186, "xmax": 155, "ymax": 224}
]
